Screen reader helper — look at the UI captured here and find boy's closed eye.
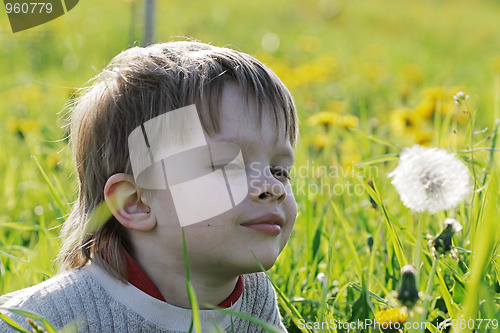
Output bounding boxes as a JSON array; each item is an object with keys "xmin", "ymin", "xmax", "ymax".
[{"xmin": 270, "ymin": 166, "xmax": 292, "ymax": 181}]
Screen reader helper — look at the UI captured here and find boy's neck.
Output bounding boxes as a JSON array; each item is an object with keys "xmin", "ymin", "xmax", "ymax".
[{"xmin": 129, "ymin": 248, "xmax": 239, "ymax": 309}]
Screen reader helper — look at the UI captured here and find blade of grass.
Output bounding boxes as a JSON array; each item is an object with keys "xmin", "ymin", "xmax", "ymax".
[
  {"xmin": 1, "ymin": 308, "xmax": 57, "ymax": 333},
  {"xmin": 350, "ymin": 128, "xmax": 402, "ymax": 150},
  {"xmin": 354, "ymin": 173, "xmax": 409, "ymax": 267},
  {"xmin": 182, "ymin": 228, "xmax": 201, "ymax": 333},
  {"xmin": 0, "ymin": 251, "xmax": 28, "ymax": 264},
  {"xmin": 349, "ymin": 284, "xmax": 388, "ymax": 304},
  {"xmin": 482, "ymin": 119, "xmax": 499, "ymax": 187},
  {"xmin": 452, "ymin": 171, "xmax": 499, "ymax": 333},
  {"xmin": 0, "ymin": 222, "xmax": 40, "ymax": 232},
  {"xmin": 330, "ymin": 201, "xmax": 362, "ymax": 278},
  {"xmin": 354, "ymin": 172, "xmax": 416, "ymax": 243},
  {"xmin": 31, "ymin": 155, "xmax": 68, "ymax": 218},
  {"xmin": 436, "ymin": 265, "xmax": 457, "ymax": 318},
  {"xmin": 355, "ymin": 154, "xmax": 399, "ymax": 166},
  {"xmin": 211, "ymin": 322, "xmax": 225, "ymax": 333},
  {"xmin": 0, "ymin": 312, "xmax": 31, "ymax": 333}
]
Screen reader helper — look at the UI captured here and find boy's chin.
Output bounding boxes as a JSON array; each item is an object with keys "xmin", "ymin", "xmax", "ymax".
[{"xmin": 238, "ymin": 250, "xmax": 280, "ymax": 273}]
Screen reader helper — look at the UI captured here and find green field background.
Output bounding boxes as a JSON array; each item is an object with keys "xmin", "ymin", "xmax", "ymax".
[{"xmin": 1, "ymin": 1, "xmax": 500, "ymax": 332}]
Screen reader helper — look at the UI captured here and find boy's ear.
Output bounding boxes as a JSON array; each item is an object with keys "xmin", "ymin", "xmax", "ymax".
[{"xmin": 104, "ymin": 174, "xmax": 156, "ymax": 231}]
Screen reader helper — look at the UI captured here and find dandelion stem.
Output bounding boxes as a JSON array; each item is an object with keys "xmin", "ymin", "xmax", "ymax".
[
  {"xmin": 413, "ymin": 212, "xmax": 427, "ymax": 286},
  {"xmin": 418, "ymin": 255, "xmax": 439, "ymax": 333}
]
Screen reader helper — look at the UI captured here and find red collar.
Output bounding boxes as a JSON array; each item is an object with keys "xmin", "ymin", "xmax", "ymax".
[{"xmin": 125, "ymin": 252, "xmax": 243, "ymax": 308}]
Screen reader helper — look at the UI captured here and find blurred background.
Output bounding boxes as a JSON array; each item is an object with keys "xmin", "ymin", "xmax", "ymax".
[{"xmin": 1, "ymin": 0, "xmax": 500, "ymax": 328}]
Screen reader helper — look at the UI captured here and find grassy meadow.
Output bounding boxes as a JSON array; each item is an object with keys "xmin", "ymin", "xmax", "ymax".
[{"xmin": 1, "ymin": 0, "xmax": 500, "ymax": 332}]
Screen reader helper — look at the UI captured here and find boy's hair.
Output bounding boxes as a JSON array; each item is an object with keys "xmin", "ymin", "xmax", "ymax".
[{"xmin": 59, "ymin": 41, "xmax": 298, "ymax": 280}]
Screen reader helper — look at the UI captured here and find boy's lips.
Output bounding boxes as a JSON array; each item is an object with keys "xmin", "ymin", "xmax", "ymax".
[{"xmin": 240, "ymin": 213, "xmax": 285, "ymax": 236}]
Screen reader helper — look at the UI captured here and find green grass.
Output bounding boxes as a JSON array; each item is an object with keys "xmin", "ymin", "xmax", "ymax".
[{"xmin": 1, "ymin": 0, "xmax": 500, "ymax": 332}]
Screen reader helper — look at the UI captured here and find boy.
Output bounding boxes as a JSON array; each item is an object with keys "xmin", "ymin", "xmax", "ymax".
[{"xmin": 0, "ymin": 41, "xmax": 298, "ymax": 332}]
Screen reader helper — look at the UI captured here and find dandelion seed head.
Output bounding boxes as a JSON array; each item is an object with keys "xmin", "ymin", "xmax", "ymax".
[{"xmin": 388, "ymin": 145, "xmax": 471, "ymax": 213}]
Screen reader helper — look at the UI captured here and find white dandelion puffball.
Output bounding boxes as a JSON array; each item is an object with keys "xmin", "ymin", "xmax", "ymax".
[{"xmin": 389, "ymin": 145, "xmax": 471, "ymax": 213}]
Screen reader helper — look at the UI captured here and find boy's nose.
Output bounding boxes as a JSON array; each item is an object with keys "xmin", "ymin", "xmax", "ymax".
[{"xmin": 249, "ymin": 169, "xmax": 286, "ymax": 203}]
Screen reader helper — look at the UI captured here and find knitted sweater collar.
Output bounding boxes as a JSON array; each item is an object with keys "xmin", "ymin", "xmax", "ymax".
[{"xmin": 84, "ymin": 264, "xmax": 245, "ymax": 331}]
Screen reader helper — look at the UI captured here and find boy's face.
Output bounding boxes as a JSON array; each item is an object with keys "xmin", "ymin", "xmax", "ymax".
[{"xmin": 147, "ymin": 83, "xmax": 297, "ymax": 276}]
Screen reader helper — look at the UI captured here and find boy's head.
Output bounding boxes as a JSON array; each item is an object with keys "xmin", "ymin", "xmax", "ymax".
[{"xmin": 60, "ymin": 41, "xmax": 298, "ymax": 279}]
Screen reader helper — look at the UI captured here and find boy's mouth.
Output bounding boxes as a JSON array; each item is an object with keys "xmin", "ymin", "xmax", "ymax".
[{"xmin": 240, "ymin": 213, "xmax": 284, "ymax": 236}]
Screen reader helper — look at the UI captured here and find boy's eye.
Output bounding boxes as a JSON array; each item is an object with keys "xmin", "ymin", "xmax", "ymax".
[{"xmin": 271, "ymin": 167, "xmax": 291, "ymax": 181}]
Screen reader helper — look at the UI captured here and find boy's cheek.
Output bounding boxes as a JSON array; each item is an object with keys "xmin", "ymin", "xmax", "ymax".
[{"xmin": 286, "ymin": 189, "xmax": 298, "ymax": 219}]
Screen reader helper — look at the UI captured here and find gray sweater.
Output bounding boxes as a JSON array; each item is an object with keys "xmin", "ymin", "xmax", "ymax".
[{"xmin": 0, "ymin": 264, "xmax": 287, "ymax": 332}]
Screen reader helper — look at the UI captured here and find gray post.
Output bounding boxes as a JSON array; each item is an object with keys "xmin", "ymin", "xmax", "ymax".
[{"xmin": 144, "ymin": 0, "xmax": 154, "ymax": 46}]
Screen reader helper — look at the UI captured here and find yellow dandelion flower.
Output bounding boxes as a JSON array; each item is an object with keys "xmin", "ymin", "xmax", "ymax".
[
  {"xmin": 7, "ymin": 119, "xmax": 40, "ymax": 138},
  {"xmin": 19, "ymin": 120, "xmax": 40, "ymax": 133},
  {"xmin": 292, "ymin": 55, "xmax": 337, "ymax": 87},
  {"xmin": 413, "ymin": 129, "xmax": 433, "ymax": 146},
  {"xmin": 424, "ymin": 87, "xmax": 447, "ymax": 101},
  {"xmin": 413, "ymin": 99, "xmax": 435, "ymax": 119},
  {"xmin": 375, "ymin": 307, "xmax": 408, "ymax": 325},
  {"xmin": 339, "ymin": 114, "xmax": 359, "ymax": 129},
  {"xmin": 307, "ymin": 111, "xmax": 340, "ymax": 127},
  {"xmin": 389, "ymin": 108, "xmax": 422, "ymax": 135}
]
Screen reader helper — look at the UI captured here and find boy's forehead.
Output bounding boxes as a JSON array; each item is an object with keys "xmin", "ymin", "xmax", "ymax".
[{"xmin": 214, "ymin": 83, "xmax": 290, "ymax": 146}]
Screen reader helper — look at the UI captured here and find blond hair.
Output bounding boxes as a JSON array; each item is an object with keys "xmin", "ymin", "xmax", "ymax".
[{"xmin": 59, "ymin": 41, "xmax": 298, "ymax": 280}]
